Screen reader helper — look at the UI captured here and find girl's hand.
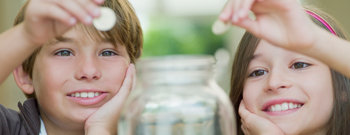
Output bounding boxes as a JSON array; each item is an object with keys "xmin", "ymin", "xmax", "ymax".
[
  {"xmin": 239, "ymin": 101, "xmax": 284, "ymax": 135},
  {"xmin": 219, "ymin": 0, "xmax": 320, "ymax": 51},
  {"xmin": 23, "ymin": 0, "xmax": 104, "ymax": 45},
  {"xmin": 84, "ymin": 64, "xmax": 136, "ymax": 135}
]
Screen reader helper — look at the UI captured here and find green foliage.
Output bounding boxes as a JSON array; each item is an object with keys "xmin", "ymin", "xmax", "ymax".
[{"xmin": 142, "ymin": 17, "xmax": 225, "ymax": 57}]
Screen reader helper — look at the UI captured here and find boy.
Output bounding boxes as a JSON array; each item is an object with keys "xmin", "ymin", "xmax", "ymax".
[{"xmin": 0, "ymin": 0, "xmax": 142, "ymax": 134}]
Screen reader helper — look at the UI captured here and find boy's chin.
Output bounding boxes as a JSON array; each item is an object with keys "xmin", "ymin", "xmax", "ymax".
[{"xmin": 72, "ymin": 108, "xmax": 99, "ymax": 123}]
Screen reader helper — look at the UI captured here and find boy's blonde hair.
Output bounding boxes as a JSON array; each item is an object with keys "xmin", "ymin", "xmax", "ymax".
[{"xmin": 14, "ymin": 0, "xmax": 143, "ymax": 99}]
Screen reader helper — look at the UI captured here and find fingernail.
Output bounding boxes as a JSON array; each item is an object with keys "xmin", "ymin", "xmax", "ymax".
[
  {"xmin": 239, "ymin": 10, "xmax": 245, "ymax": 18},
  {"xmin": 95, "ymin": 0, "xmax": 104, "ymax": 4},
  {"xmin": 232, "ymin": 15, "xmax": 238, "ymax": 22},
  {"xmin": 70, "ymin": 18, "xmax": 77, "ymax": 25},
  {"xmin": 85, "ymin": 16, "xmax": 93, "ymax": 24},
  {"xmin": 219, "ymin": 11, "xmax": 229, "ymax": 20},
  {"xmin": 93, "ymin": 8, "xmax": 100, "ymax": 17}
]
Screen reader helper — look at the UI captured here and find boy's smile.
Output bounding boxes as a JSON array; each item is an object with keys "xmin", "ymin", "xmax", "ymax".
[{"xmin": 30, "ymin": 27, "xmax": 130, "ymax": 129}]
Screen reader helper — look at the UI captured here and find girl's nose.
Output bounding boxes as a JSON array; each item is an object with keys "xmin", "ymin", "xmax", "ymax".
[{"xmin": 264, "ymin": 70, "xmax": 292, "ymax": 92}]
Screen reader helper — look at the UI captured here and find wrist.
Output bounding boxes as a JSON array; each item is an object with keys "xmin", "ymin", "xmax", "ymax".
[
  {"xmin": 85, "ymin": 126, "xmax": 115, "ymax": 135},
  {"xmin": 19, "ymin": 22, "xmax": 45, "ymax": 46},
  {"xmin": 85, "ymin": 123, "xmax": 117, "ymax": 135}
]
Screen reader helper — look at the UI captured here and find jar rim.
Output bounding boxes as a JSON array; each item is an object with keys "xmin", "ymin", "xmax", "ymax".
[{"xmin": 138, "ymin": 55, "xmax": 216, "ymax": 71}]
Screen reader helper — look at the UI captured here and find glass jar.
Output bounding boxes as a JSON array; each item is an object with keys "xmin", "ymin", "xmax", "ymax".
[{"xmin": 118, "ymin": 55, "xmax": 236, "ymax": 135}]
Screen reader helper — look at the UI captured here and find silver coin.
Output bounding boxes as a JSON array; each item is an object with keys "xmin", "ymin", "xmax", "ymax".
[
  {"xmin": 212, "ymin": 19, "xmax": 231, "ymax": 35},
  {"xmin": 93, "ymin": 7, "xmax": 117, "ymax": 31}
]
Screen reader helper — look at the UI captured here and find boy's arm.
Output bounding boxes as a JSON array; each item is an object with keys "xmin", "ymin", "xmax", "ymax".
[
  {"xmin": 220, "ymin": 0, "xmax": 350, "ymax": 78},
  {"xmin": 0, "ymin": 0, "xmax": 104, "ymax": 84},
  {"xmin": 0, "ymin": 24, "xmax": 39, "ymax": 83}
]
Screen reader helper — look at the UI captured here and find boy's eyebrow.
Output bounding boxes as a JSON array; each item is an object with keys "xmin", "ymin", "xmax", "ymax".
[
  {"xmin": 56, "ymin": 36, "xmax": 74, "ymax": 42},
  {"xmin": 46, "ymin": 36, "xmax": 74, "ymax": 46}
]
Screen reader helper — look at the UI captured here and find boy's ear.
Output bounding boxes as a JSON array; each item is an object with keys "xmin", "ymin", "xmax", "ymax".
[{"xmin": 13, "ymin": 66, "xmax": 34, "ymax": 94}]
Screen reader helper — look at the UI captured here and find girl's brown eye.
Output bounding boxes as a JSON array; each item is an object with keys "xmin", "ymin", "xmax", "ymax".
[
  {"xmin": 292, "ymin": 62, "xmax": 309, "ymax": 69},
  {"xmin": 249, "ymin": 70, "xmax": 267, "ymax": 77}
]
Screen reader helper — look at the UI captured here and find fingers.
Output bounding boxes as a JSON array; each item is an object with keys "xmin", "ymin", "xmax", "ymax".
[
  {"xmin": 234, "ymin": 17, "xmax": 260, "ymax": 36},
  {"xmin": 236, "ymin": 0, "xmax": 255, "ymax": 20},
  {"xmin": 47, "ymin": 0, "xmax": 103, "ymax": 25},
  {"xmin": 101, "ymin": 64, "xmax": 134, "ymax": 111},
  {"xmin": 115, "ymin": 63, "xmax": 135, "ymax": 100},
  {"xmin": 40, "ymin": 4, "xmax": 77, "ymax": 26},
  {"xmin": 238, "ymin": 100, "xmax": 250, "ymax": 120},
  {"xmin": 219, "ymin": 0, "xmax": 235, "ymax": 22}
]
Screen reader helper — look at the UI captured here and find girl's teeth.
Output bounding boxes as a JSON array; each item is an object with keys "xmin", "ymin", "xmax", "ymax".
[
  {"xmin": 70, "ymin": 92, "xmax": 102, "ymax": 98},
  {"xmin": 271, "ymin": 106, "xmax": 276, "ymax": 111},
  {"xmin": 289, "ymin": 103, "xmax": 294, "ymax": 109},
  {"xmin": 281, "ymin": 103, "xmax": 288, "ymax": 111},
  {"xmin": 275, "ymin": 104, "xmax": 282, "ymax": 111},
  {"xmin": 268, "ymin": 102, "xmax": 303, "ymax": 112}
]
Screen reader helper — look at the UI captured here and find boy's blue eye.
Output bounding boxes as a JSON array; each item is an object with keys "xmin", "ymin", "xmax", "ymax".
[
  {"xmin": 248, "ymin": 70, "xmax": 267, "ymax": 77},
  {"xmin": 292, "ymin": 62, "xmax": 310, "ymax": 69},
  {"xmin": 100, "ymin": 50, "xmax": 118, "ymax": 56},
  {"xmin": 55, "ymin": 50, "xmax": 72, "ymax": 56}
]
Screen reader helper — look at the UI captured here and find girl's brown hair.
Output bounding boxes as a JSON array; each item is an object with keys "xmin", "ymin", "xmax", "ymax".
[
  {"xmin": 229, "ymin": 7, "xmax": 350, "ymax": 135},
  {"xmin": 13, "ymin": 0, "xmax": 143, "ymax": 99}
]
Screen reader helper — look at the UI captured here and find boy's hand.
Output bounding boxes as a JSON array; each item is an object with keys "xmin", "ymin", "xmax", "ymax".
[
  {"xmin": 219, "ymin": 0, "xmax": 320, "ymax": 51},
  {"xmin": 23, "ymin": 0, "xmax": 104, "ymax": 45},
  {"xmin": 239, "ymin": 101, "xmax": 285, "ymax": 135},
  {"xmin": 84, "ymin": 64, "xmax": 136, "ymax": 135}
]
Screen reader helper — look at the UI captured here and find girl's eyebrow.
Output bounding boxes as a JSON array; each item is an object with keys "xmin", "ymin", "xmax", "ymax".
[{"xmin": 251, "ymin": 54, "xmax": 261, "ymax": 61}]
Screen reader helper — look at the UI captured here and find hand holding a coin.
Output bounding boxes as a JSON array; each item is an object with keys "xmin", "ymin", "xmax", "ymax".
[
  {"xmin": 23, "ymin": 0, "xmax": 104, "ymax": 46},
  {"xmin": 215, "ymin": 0, "xmax": 319, "ymax": 51}
]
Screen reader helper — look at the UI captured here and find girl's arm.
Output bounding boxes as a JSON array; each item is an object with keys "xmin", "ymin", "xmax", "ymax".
[
  {"xmin": 0, "ymin": 0, "xmax": 103, "ymax": 84},
  {"xmin": 219, "ymin": 0, "xmax": 350, "ymax": 78}
]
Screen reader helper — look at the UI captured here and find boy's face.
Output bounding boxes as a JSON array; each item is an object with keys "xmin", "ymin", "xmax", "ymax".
[{"xmin": 31, "ymin": 28, "xmax": 130, "ymax": 128}]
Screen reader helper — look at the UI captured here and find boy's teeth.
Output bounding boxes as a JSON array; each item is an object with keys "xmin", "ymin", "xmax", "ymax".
[
  {"xmin": 81, "ymin": 92, "xmax": 88, "ymax": 98},
  {"xmin": 88, "ymin": 92, "xmax": 94, "ymax": 98},
  {"xmin": 268, "ymin": 102, "xmax": 303, "ymax": 112},
  {"xmin": 70, "ymin": 92, "xmax": 102, "ymax": 98}
]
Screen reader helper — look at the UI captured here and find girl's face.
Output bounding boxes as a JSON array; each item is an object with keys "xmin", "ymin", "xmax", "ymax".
[{"xmin": 243, "ymin": 40, "xmax": 334, "ymax": 135}]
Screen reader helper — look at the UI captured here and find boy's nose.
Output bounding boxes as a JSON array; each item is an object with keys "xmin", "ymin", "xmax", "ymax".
[
  {"xmin": 264, "ymin": 71, "xmax": 292, "ymax": 92},
  {"xmin": 75, "ymin": 57, "xmax": 102, "ymax": 81}
]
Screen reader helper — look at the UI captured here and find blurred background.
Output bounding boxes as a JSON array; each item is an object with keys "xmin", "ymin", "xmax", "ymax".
[{"xmin": 1, "ymin": 0, "xmax": 350, "ymax": 111}]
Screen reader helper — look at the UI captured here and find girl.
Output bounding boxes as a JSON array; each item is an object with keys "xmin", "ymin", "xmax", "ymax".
[{"xmin": 227, "ymin": 4, "xmax": 350, "ymax": 135}]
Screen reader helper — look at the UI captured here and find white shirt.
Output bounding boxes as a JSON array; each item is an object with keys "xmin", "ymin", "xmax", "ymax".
[{"xmin": 39, "ymin": 117, "xmax": 48, "ymax": 135}]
